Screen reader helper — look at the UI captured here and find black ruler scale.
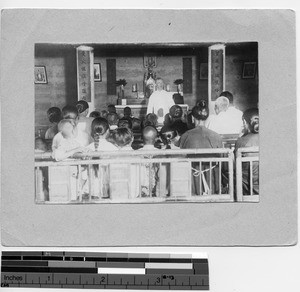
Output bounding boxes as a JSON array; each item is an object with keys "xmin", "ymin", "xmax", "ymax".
[{"xmin": 1, "ymin": 251, "xmax": 209, "ymax": 290}]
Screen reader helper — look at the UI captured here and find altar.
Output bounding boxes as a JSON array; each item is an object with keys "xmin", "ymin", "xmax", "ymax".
[{"xmin": 116, "ymin": 103, "xmax": 189, "ymax": 120}]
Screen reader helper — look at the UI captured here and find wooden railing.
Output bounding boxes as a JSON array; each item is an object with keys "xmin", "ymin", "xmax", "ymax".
[
  {"xmin": 35, "ymin": 148, "xmax": 235, "ymax": 204},
  {"xmin": 235, "ymin": 147, "xmax": 259, "ymax": 202}
]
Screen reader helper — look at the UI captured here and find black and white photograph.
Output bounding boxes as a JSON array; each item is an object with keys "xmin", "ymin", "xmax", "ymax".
[
  {"xmin": 1, "ymin": 8, "xmax": 297, "ymax": 249},
  {"xmin": 34, "ymin": 42, "xmax": 259, "ymax": 204},
  {"xmin": 0, "ymin": 5, "xmax": 299, "ymax": 292}
]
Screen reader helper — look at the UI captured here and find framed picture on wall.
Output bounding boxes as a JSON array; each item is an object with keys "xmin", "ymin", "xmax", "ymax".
[
  {"xmin": 242, "ymin": 62, "xmax": 256, "ymax": 79},
  {"xmin": 199, "ymin": 63, "xmax": 208, "ymax": 80},
  {"xmin": 94, "ymin": 63, "xmax": 102, "ymax": 81},
  {"xmin": 34, "ymin": 66, "xmax": 47, "ymax": 84}
]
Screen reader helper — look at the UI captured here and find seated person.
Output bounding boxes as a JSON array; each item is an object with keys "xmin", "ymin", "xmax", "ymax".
[
  {"xmin": 132, "ymin": 117, "xmax": 142, "ymax": 132},
  {"xmin": 52, "ymin": 119, "xmax": 88, "ymax": 199},
  {"xmin": 87, "ymin": 117, "xmax": 117, "ymax": 199},
  {"xmin": 107, "ymin": 112, "xmax": 119, "ymax": 130},
  {"xmin": 131, "ymin": 118, "xmax": 143, "ymax": 150},
  {"xmin": 207, "ymin": 96, "xmax": 243, "ymax": 135},
  {"xmin": 187, "ymin": 100, "xmax": 208, "ymax": 130},
  {"xmin": 52, "ymin": 105, "xmax": 79, "ymax": 151},
  {"xmin": 87, "ymin": 117, "xmax": 118, "ymax": 151},
  {"xmin": 139, "ymin": 126, "xmax": 159, "ymax": 151},
  {"xmin": 107, "ymin": 104, "xmax": 117, "ymax": 114},
  {"xmin": 220, "ymin": 91, "xmax": 243, "ymax": 125},
  {"xmin": 160, "ymin": 125, "xmax": 180, "ymax": 150},
  {"xmin": 143, "ymin": 113, "xmax": 158, "ymax": 128},
  {"xmin": 75, "ymin": 100, "xmax": 94, "ymax": 147},
  {"xmin": 45, "ymin": 107, "xmax": 62, "ymax": 140},
  {"xmin": 139, "ymin": 126, "xmax": 160, "ymax": 197},
  {"xmin": 118, "ymin": 117, "xmax": 133, "ymax": 130},
  {"xmin": 123, "ymin": 106, "xmax": 134, "ymax": 119},
  {"xmin": 235, "ymin": 108, "xmax": 259, "ymax": 195},
  {"xmin": 35, "ymin": 137, "xmax": 48, "ymax": 153},
  {"xmin": 100, "ymin": 110, "xmax": 108, "ymax": 119},
  {"xmin": 110, "ymin": 127, "xmax": 134, "ymax": 150},
  {"xmin": 52, "ymin": 119, "xmax": 86, "ymax": 161},
  {"xmin": 89, "ymin": 111, "xmax": 101, "ymax": 118},
  {"xmin": 164, "ymin": 104, "xmax": 183, "ymax": 126},
  {"xmin": 172, "ymin": 119, "xmax": 188, "ymax": 137},
  {"xmin": 180, "ymin": 105, "xmax": 223, "ymax": 195},
  {"xmin": 165, "ymin": 105, "xmax": 189, "ymax": 136}
]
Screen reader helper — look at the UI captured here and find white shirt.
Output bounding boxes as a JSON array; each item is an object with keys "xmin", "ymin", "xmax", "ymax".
[
  {"xmin": 147, "ymin": 90, "xmax": 175, "ymax": 124},
  {"xmin": 139, "ymin": 145, "xmax": 159, "ymax": 151},
  {"xmin": 87, "ymin": 139, "xmax": 118, "ymax": 151},
  {"xmin": 52, "ymin": 119, "xmax": 93, "ymax": 151},
  {"xmin": 76, "ymin": 116, "xmax": 94, "ymax": 147},
  {"xmin": 52, "ymin": 136, "xmax": 81, "ymax": 161},
  {"xmin": 207, "ymin": 107, "xmax": 243, "ymax": 134}
]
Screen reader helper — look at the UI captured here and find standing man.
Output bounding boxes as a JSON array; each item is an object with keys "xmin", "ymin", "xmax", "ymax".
[{"xmin": 147, "ymin": 78, "xmax": 175, "ymax": 125}]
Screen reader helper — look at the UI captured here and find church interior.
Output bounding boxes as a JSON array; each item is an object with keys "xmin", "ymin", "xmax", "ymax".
[{"xmin": 35, "ymin": 42, "xmax": 258, "ymax": 135}]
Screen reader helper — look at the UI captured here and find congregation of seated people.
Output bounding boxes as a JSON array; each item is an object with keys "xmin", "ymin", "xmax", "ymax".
[{"xmin": 35, "ymin": 91, "xmax": 259, "ymax": 197}]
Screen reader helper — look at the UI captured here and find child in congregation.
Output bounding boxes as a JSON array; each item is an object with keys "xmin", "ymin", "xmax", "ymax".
[
  {"xmin": 143, "ymin": 113, "xmax": 158, "ymax": 128},
  {"xmin": 89, "ymin": 110, "xmax": 101, "ymax": 118},
  {"xmin": 159, "ymin": 125, "xmax": 181, "ymax": 197},
  {"xmin": 52, "ymin": 119, "xmax": 89, "ymax": 200},
  {"xmin": 107, "ymin": 112, "xmax": 119, "ymax": 131},
  {"xmin": 108, "ymin": 127, "xmax": 140, "ymax": 199},
  {"xmin": 87, "ymin": 117, "xmax": 118, "ymax": 151},
  {"xmin": 86, "ymin": 117, "xmax": 118, "ymax": 199},
  {"xmin": 75, "ymin": 100, "xmax": 95, "ymax": 147},
  {"xmin": 52, "ymin": 119, "xmax": 86, "ymax": 161},
  {"xmin": 45, "ymin": 107, "xmax": 62, "ymax": 140},
  {"xmin": 160, "ymin": 125, "xmax": 180, "ymax": 149},
  {"xmin": 110, "ymin": 127, "xmax": 134, "ymax": 150},
  {"xmin": 107, "ymin": 104, "xmax": 117, "ymax": 114},
  {"xmin": 118, "ymin": 117, "xmax": 133, "ymax": 130},
  {"xmin": 52, "ymin": 105, "xmax": 79, "ymax": 151},
  {"xmin": 123, "ymin": 106, "xmax": 134, "ymax": 120},
  {"xmin": 100, "ymin": 110, "xmax": 108, "ymax": 119},
  {"xmin": 138, "ymin": 126, "xmax": 160, "ymax": 197}
]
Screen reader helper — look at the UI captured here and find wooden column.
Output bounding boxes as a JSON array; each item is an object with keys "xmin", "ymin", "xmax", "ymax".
[
  {"xmin": 208, "ymin": 44, "xmax": 226, "ymax": 113},
  {"xmin": 76, "ymin": 45, "xmax": 95, "ymax": 112}
]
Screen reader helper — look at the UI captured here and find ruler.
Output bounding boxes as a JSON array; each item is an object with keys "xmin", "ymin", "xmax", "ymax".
[{"xmin": 1, "ymin": 251, "xmax": 209, "ymax": 290}]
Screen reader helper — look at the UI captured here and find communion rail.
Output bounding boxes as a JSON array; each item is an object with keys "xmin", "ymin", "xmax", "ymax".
[{"xmin": 35, "ymin": 148, "xmax": 235, "ymax": 204}]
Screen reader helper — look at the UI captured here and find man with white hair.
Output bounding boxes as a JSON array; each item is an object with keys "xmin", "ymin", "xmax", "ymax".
[
  {"xmin": 146, "ymin": 77, "xmax": 175, "ymax": 125},
  {"xmin": 207, "ymin": 95, "xmax": 243, "ymax": 134}
]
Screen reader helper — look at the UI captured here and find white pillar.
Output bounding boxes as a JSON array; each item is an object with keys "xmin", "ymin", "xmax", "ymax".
[
  {"xmin": 76, "ymin": 45, "xmax": 95, "ymax": 112},
  {"xmin": 208, "ymin": 44, "xmax": 226, "ymax": 114}
]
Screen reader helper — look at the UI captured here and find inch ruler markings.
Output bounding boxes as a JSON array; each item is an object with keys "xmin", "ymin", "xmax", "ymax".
[{"xmin": 1, "ymin": 251, "xmax": 209, "ymax": 290}]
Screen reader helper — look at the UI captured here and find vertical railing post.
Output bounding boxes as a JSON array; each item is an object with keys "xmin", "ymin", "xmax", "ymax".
[
  {"xmin": 236, "ymin": 149, "xmax": 243, "ymax": 202},
  {"xmin": 88, "ymin": 164, "xmax": 93, "ymax": 202},
  {"xmin": 228, "ymin": 150, "xmax": 235, "ymax": 202}
]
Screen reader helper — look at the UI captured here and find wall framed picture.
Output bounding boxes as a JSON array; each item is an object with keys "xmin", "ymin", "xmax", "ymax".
[
  {"xmin": 242, "ymin": 62, "xmax": 256, "ymax": 79},
  {"xmin": 94, "ymin": 63, "xmax": 102, "ymax": 81},
  {"xmin": 34, "ymin": 66, "xmax": 48, "ymax": 84}
]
